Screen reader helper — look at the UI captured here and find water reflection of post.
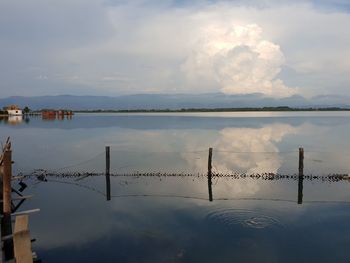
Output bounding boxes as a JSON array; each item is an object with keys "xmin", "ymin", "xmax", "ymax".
[
  {"xmin": 105, "ymin": 146, "xmax": 111, "ymax": 201},
  {"xmin": 207, "ymin": 147, "xmax": 213, "ymax": 202},
  {"xmin": 297, "ymin": 147, "xmax": 304, "ymax": 204}
]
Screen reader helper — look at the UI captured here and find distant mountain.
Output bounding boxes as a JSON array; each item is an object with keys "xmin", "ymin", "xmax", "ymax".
[{"xmin": 0, "ymin": 93, "xmax": 349, "ymax": 110}]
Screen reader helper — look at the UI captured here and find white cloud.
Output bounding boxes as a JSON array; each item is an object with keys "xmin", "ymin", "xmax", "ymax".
[
  {"xmin": 183, "ymin": 23, "xmax": 298, "ymax": 97},
  {"xmin": 1, "ymin": 0, "xmax": 350, "ymax": 97}
]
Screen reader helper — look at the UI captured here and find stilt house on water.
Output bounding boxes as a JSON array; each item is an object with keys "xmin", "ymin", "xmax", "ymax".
[
  {"xmin": 42, "ymin": 109, "xmax": 74, "ymax": 120},
  {"xmin": 3, "ymin": 105, "xmax": 23, "ymax": 116}
]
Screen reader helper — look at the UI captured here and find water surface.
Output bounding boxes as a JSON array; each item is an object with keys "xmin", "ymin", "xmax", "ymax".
[{"xmin": 1, "ymin": 112, "xmax": 350, "ymax": 262}]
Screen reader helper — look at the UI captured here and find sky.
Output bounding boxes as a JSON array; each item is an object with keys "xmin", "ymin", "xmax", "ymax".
[{"xmin": 0, "ymin": 0, "xmax": 349, "ymax": 98}]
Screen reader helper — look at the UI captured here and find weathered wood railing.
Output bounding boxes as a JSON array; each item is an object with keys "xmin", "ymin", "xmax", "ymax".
[{"xmin": 1, "ymin": 138, "xmax": 40, "ymax": 263}]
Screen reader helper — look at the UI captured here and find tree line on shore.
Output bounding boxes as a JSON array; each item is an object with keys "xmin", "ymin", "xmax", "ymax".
[{"xmin": 75, "ymin": 106, "xmax": 350, "ymax": 113}]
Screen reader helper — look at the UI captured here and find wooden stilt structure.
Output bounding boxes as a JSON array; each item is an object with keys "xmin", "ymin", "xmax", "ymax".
[{"xmin": 0, "ymin": 137, "xmax": 40, "ymax": 262}]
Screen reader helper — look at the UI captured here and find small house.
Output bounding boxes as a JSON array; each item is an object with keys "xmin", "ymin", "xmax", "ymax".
[{"xmin": 4, "ymin": 105, "xmax": 23, "ymax": 116}]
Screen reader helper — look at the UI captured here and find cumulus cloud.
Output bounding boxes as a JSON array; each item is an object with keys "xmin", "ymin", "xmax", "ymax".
[
  {"xmin": 1, "ymin": 0, "xmax": 350, "ymax": 97},
  {"xmin": 183, "ymin": 24, "xmax": 298, "ymax": 97}
]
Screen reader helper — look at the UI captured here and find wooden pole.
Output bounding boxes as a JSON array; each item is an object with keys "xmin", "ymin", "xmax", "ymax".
[
  {"xmin": 297, "ymin": 175, "xmax": 304, "ymax": 204},
  {"xmin": 106, "ymin": 146, "xmax": 110, "ymax": 176},
  {"xmin": 208, "ymin": 147, "xmax": 212, "ymax": 177},
  {"xmin": 297, "ymin": 147, "xmax": 304, "ymax": 204},
  {"xmin": 2, "ymin": 148, "xmax": 14, "ymax": 260},
  {"xmin": 0, "ymin": 161, "xmax": 3, "ymax": 215},
  {"xmin": 3, "ymin": 150, "xmax": 12, "ymax": 214},
  {"xmin": 207, "ymin": 148, "xmax": 213, "ymax": 202},
  {"xmin": 298, "ymin": 147, "xmax": 304, "ymax": 177},
  {"xmin": 207, "ymin": 175, "xmax": 213, "ymax": 202},
  {"xmin": 105, "ymin": 146, "xmax": 111, "ymax": 201}
]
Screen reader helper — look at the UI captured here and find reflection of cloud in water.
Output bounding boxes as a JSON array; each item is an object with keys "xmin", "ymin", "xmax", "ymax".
[
  {"xmin": 182, "ymin": 124, "xmax": 297, "ymax": 196},
  {"xmin": 183, "ymin": 124, "xmax": 297, "ymax": 174},
  {"xmin": 216, "ymin": 125, "xmax": 297, "ymax": 174}
]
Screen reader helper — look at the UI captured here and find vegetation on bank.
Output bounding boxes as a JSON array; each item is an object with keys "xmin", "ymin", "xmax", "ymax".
[{"xmin": 75, "ymin": 106, "xmax": 350, "ymax": 113}]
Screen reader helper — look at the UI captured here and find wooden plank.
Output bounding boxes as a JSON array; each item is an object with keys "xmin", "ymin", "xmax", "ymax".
[
  {"xmin": 0, "ymin": 196, "xmax": 33, "ymax": 203},
  {"xmin": 1, "ymin": 209, "xmax": 40, "ymax": 218},
  {"xmin": 13, "ymin": 195, "xmax": 33, "ymax": 201},
  {"xmin": 13, "ymin": 215, "xmax": 33, "ymax": 263},
  {"xmin": 15, "ymin": 215, "xmax": 28, "ymax": 232},
  {"xmin": 10, "ymin": 209, "xmax": 40, "ymax": 217}
]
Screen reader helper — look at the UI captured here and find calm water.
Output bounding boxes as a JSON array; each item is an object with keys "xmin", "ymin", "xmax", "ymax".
[{"xmin": 1, "ymin": 112, "xmax": 350, "ymax": 262}]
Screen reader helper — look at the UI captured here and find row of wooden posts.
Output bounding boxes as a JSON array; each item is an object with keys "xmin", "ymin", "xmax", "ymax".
[
  {"xmin": 1, "ymin": 138, "xmax": 39, "ymax": 262},
  {"xmin": 207, "ymin": 147, "xmax": 305, "ymax": 203},
  {"xmin": 104, "ymin": 146, "xmax": 306, "ymax": 204},
  {"xmin": 207, "ymin": 147, "xmax": 305, "ymax": 176}
]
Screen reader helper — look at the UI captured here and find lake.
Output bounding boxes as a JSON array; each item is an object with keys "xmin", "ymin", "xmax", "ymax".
[{"xmin": 1, "ymin": 112, "xmax": 350, "ymax": 262}]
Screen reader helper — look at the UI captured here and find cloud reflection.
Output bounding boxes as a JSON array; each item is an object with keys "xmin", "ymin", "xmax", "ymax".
[{"xmin": 183, "ymin": 124, "xmax": 297, "ymax": 174}]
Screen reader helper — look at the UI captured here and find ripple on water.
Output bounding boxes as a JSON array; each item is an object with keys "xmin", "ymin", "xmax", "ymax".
[{"xmin": 205, "ymin": 208, "xmax": 283, "ymax": 229}]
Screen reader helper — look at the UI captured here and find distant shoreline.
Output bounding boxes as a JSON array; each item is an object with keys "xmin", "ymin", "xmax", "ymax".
[
  {"xmin": 75, "ymin": 107, "xmax": 350, "ymax": 113},
  {"xmin": 2, "ymin": 107, "xmax": 350, "ymax": 115}
]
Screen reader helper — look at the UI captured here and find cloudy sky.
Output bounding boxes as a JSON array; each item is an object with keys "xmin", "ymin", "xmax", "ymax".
[{"xmin": 0, "ymin": 0, "xmax": 349, "ymax": 98}]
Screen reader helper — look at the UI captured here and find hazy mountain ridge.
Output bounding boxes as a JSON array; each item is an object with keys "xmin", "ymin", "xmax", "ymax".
[{"xmin": 0, "ymin": 93, "xmax": 349, "ymax": 110}]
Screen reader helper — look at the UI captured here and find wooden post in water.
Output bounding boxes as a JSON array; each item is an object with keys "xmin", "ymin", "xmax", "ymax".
[
  {"xmin": 105, "ymin": 146, "xmax": 111, "ymax": 201},
  {"xmin": 3, "ymin": 149, "xmax": 12, "ymax": 215},
  {"xmin": 207, "ymin": 148, "xmax": 213, "ymax": 202},
  {"xmin": 297, "ymin": 175, "xmax": 304, "ymax": 204},
  {"xmin": 208, "ymin": 147, "xmax": 212, "ymax": 177},
  {"xmin": 297, "ymin": 147, "xmax": 304, "ymax": 204},
  {"xmin": 0, "ymin": 160, "xmax": 3, "ymax": 215},
  {"xmin": 298, "ymin": 147, "xmax": 304, "ymax": 177},
  {"xmin": 2, "ymin": 148, "xmax": 14, "ymax": 260}
]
